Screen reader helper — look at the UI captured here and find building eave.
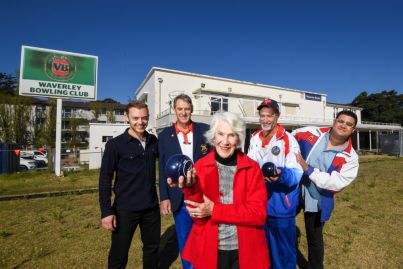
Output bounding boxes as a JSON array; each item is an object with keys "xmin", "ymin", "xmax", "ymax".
[
  {"xmin": 135, "ymin": 67, "xmax": 328, "ymax": 98},
  {"xmin": 327, "ymin": 102, "xmax": 363, "ymax": 110}
]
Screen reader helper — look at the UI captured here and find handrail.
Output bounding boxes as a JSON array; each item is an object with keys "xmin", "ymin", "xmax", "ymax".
[{"xmin": 362, "ymin": 121, "xmax": 401, "ymax": 127}]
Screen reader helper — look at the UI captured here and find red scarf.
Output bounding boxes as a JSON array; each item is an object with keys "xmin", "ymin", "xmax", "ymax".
[{"xmin": 175, "ymin": 122, "xmax": 193, "ymax": 144}]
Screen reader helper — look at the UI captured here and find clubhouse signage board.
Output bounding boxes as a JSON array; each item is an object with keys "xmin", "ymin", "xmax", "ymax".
[{"xmin": 19, "ymin": 46, "xmax": 98, "ymax": 100}]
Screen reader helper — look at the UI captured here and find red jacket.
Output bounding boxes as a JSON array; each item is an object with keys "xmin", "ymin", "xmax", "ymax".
[{"xmin": 182, "ymin": 150, "xmax": 270, "ymax": 269}]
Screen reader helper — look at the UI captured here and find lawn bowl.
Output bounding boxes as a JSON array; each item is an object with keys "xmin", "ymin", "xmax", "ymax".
[
  {"xmin": 165, "ymin": 154, "xmax": 193, "ymax": 182},
  {"xmin": 262, "ymin": 162, "xmax": 278, "ymax": 178}
]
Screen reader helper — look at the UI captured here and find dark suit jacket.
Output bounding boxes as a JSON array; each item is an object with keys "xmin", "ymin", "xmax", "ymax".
[{"xmin": 158, "ymin": 122, "xmax": 211, "ymax": 213}]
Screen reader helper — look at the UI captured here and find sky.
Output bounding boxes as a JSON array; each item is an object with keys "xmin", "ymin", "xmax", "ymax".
[{"xmin": 1, "ymin": 0, "xmax": 402, "ymax": 104}]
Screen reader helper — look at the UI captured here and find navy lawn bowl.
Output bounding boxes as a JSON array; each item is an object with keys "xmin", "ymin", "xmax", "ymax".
[
  {"xmin": 262, "ymin": 162, "xmax": 278, "ymax": 178},
  {"xmin": 165, "ymin": 154, "xmax": 193, "ymax": 183}
]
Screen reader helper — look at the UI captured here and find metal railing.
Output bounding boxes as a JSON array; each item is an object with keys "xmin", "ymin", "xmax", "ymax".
[
  {"xmin": 156, "ymin": 93, "xmax": 402, "ymax": 128},
  {"xmin": 279, "ymin": 115, "xmax": 334, "ymax": 124},
  {"xmin": 362, "ymin": 121, "xmax": 401, "ymax": 127}
]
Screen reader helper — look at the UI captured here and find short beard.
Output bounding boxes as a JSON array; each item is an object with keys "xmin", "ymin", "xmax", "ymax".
[{"xmin": 261, "ymin": 123, "xmax": 275, "ymax": 132}]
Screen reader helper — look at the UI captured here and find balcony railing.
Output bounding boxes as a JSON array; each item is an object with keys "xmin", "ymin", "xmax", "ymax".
[
  {"xmin": 362, "ymin": 121, "xmax": 401, "ymax": 127},
  {"xmin": 155, "ymin": 93, "xmax": 402, "ymax": 130}
]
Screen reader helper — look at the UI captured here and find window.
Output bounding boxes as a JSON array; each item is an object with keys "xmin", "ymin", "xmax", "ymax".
[
  {"xmin": 241, "ymin": 100, "xmax": 260, "ymax": 117},
  {"xmin": 63, "ymin": 108, "xmax": 72, "ymax": 118},
  {"xmin": 102, "ymin": 136, "xmax": 113, "ymax": 142},
  {"xmin": 62, "ymin": 121, "xmax": 71, "ymax": 130},
  {"xmin": 35, "ymin": 105, "xmax": 47, "ymax": 124},
  {"xmin": 210, "ymin": 97, "xmax": 228, "ymax": 114},
  {"xmin": 284, "ymin": 105, "xmax": 297, "ymax": 115},
  {"xmin": 114, "ymin": 109, "xmax": 125, "ymax": 115},
  {"xmin": 283, "ymin": 103, "xmax": 299, "ymax": 115},
  {"xmin": 34, "ymin": 151, "xmax": 45, "ymax": 157},
  {"xmin": 35, "ymin": 105, "xmax": 46, "ymax": 118}
]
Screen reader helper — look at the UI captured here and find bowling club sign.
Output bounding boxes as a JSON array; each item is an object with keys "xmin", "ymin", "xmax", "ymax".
[{"xmin": 19, "ymin": 46, "xmax": 98, "ymax": 100}]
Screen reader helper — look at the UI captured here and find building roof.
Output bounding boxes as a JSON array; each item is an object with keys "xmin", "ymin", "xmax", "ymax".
[
  {"xmin": 135, "ymin": 67, "xmax": 327, "ymax": 97},
  {"xmin": 327, "ymin": 102, "xmax": 362, "ymax": 110}
]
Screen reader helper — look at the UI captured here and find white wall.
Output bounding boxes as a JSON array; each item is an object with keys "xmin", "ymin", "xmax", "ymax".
[
  {"xmin": 135, "ymin": 68, "xmax": 364, "ymax": 132},
  {"xmin": 88, "ymin": 123, "xmax": 128, "ymax": 169},
  {"xmin": 151, "ymin": 69, "xmax": 328, "ymax": 117},
  {"xmin": 325, "ymin": 105, "xmax": 362, "ymax": 123},
  {"xmin": 136, "ymin": 72, "xmax": 157, "ymax": 132}
]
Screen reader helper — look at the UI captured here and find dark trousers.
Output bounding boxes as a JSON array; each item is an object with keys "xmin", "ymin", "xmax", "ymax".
[
  {"xmin": 108, "ymin": 206, "xmax": 161, "ymax": 269},
  {"xmin": 217, "ymin": 249, "xmax": 240, "ymax": 269},
  {"xmin": 304, "ymin": 212, "xmax": 324, "ymax": 269}
]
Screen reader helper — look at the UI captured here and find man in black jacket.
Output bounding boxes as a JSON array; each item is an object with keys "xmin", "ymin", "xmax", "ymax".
[{"xmin": 99, "ymin": 101, "xmax": 160, "ymax": 269}]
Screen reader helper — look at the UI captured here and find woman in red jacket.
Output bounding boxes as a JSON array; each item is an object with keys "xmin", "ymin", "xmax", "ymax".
[{"xmin": 168, "ymin": 112, "xmax": 270, "ymax": 269}]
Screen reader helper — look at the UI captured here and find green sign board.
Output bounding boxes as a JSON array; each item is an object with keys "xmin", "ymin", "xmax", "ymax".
[{"xmin": 19, "ymin": 46, "xmax": 98, "ymax": 100}]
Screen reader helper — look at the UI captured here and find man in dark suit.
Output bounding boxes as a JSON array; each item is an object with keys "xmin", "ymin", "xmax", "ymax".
[{"xmin": 158, "ymin": 94, "xmax": 210, "ymax": 269}]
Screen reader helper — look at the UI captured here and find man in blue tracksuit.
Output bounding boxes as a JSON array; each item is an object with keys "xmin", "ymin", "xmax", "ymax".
[
  {"xmin": 292, "ymin": 110, "xmax": 359, "ymax": 269},
  {"xmin": 248, "ymin": 98, "xmax": 303, "ymax": 269}
]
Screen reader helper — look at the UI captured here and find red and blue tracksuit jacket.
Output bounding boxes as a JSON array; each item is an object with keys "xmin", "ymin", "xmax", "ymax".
[
  {"xmin": 292, "ymin": 126, "xmax": 359, "ymax": 222},
  {"xmin": 248, "ymin": 125, "xmax": 303, "ymax": 218}
]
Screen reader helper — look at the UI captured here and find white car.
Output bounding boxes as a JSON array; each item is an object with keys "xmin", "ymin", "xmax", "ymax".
[
  {"xmin": 19, "ymin": 157, "xmax": 37, "ymax": 171},
  {"xmin": 21, "ymin": 150, "xmax": 48, "ymax": 165}
]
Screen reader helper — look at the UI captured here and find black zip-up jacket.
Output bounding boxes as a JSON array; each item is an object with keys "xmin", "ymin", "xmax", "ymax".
[{"xmin": 99, "ymin": 128, "xmax": 158, "ymax": 218}]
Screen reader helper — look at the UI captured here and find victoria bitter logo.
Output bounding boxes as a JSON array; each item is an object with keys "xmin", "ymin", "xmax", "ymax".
[{"xmin": 44, "ymin": 54, "xmax": 76, "ymax": 81}]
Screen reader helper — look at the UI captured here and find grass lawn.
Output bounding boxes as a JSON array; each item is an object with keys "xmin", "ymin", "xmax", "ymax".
[
  {"xmin": 0, "ymin": 156, "xmax": 402, "ymax": 268},
  {"xmin": 296, "ymin": 156, "xmax": 403, "ymax": 268},
  {"xmin": 0, "ymin": 169, "xmax": 99, "ymax": 196}
]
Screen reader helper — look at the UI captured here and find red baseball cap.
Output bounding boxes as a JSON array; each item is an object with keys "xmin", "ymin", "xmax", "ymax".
[{"xmin": 257, "ymin": 98, "xmax": 280, "ymax": 112}]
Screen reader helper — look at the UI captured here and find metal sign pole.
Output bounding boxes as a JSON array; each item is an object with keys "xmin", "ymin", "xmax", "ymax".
[
  {"xmin": 400, "ymin": 129, "xmax": 403, "ymax": 157},
  {"xmin": 55, "ymin": 98, "xmax": 62, "ymax": 176}
]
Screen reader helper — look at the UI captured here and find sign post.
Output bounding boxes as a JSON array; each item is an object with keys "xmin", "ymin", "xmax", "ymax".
[
  {"xmin": 19, "ymin": 46, "xmax": 98, "ymax": 176},
  {"xmin": 55, "ymin": 98, "xmax": 62, "ymax": 176}
]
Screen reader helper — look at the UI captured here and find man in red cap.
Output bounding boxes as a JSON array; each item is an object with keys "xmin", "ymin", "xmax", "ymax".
[{"xmin": 248, "ymin": 98, "xmax": 303, "ymax": 269}]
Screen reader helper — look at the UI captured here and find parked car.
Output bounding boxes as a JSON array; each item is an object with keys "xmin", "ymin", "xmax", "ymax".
[
  {"xmin": 33, "ymin": 159, "xmax": 47, "ymax": 168},
  {"xmin": 19, "ymin": 157, "xmax": 37, "ymax": 171},
  {"xmin": 21, "ymin": 150, "xmax": 48, "ymax": 165}
]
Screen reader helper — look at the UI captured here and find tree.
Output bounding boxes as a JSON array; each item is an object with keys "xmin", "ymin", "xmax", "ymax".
[
  {"xmin": 0, "ymin": 73, "xmax": 18, "ymax": 142},
  {"xmin": 89, "ymin": 101, "xmax": 102, "ymax": 122},
  {"xmin": 0, "ymin": 72, "xmax": 17, "ymax": 95},
  {"xmin": 0, "ymin": 71, "xmax": 34, "ymax": 147},
  {"xmin": 90, "ymin": 98, "xmax": 120, "ymax": 123},
  {"xmin": 65, "ymin": 117, "xmax": 88, "ymax": 161},
  {"xmin": 34, "ymin": 99, "xmax": 56, "ymax": 170},
  {"xmin": 13, "ymin": 95, "xmax": 33, "ymax": 147},
  {"xmin": 0, "ymin": 72, "xmax": 32, "ymax": 145},
  {"xmin": 106, "ymin": 102, "xmax": 116, "ymax": 123},
  {"xmin": 351, "ymin": 90, "xmax": 403, "ymax": 125},
  {"xmin": 0, "ymin": 94, "xmax": 15, "ymax": 142},
  {"xmin": 0, "ymin": 93, "xmax": 33, "ymax": 147},
  {"xmin": 102, "ymin": 98, "xmax": 119, "ymax": 103}
]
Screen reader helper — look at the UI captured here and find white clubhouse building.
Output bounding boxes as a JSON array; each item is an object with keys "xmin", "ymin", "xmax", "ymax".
[{"xmin": 135, "ymin": 67, "xmax": 402, "ymax": 153}]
